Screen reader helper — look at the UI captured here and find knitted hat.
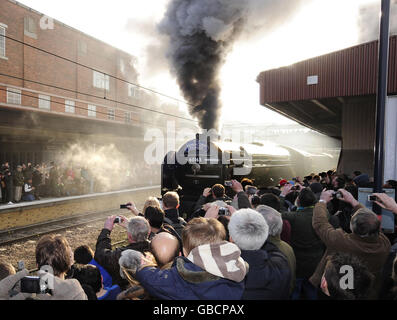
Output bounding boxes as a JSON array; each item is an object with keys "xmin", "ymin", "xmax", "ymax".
[{"xmin": 187, "ymin": 241, "xmax": 248, "ymax": 283}]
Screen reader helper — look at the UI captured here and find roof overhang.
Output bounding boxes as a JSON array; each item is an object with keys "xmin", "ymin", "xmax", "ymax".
[{"xmin": 257, "ymin": 36, "xmax": 397, "ymax": 139}]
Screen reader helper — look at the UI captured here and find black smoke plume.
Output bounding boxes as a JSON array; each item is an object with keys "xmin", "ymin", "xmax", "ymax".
[{"xmin": 159, "ymin": 0, "xmax": 307, "ymax": 131}]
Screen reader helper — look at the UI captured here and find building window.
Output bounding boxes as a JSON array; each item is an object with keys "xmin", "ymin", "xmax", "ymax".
[
  {"xmin": 108, "ymin": 108, "xmax": 115, "ymax": 120},
  {"xmin": 65, "ymin": 100, "xmax": 75, "ymax": 113},
  {"xmin": 88, "ymin": 104, "xmax": 96, "ymax": 117},
  {"xmin": 128, "ymin": 84, "xmax": 140, "ymax": 98},
  {"xmin": 7, "ymin": 88, "xmax": 21, "ymax": 105},
  {"xmin": 93, "ymin": 71, "xmax": 110, "ymax": 91},
  {"xmin": 124, "ymin": 111, "xmax": 132, "ymax": 123},
  {"xmin": 24, "ymin": 16, "xmax": 37, "ymax": 39},
  {"xmin": 38, "ymin": 94, "xmax": 50, "ymax": 110},
  {"xmin": 0, "ymin": 24, "xmax": 7, "ymax": 58}
]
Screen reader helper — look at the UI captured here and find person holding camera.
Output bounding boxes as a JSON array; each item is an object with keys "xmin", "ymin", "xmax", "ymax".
[
  {"xmin": 309, "ymin": 188, "xmax": 391, "ymax": 300},
  {"xmin": 0, "ymin": 235, "xmax": 87, "ymax": 300},
  {"xmin": 94, "ymin": 215, "xmax": 152, "ymax": 290},
  {"xmin": 192, "ymin": 184, "xmax": 232, "ymax": 216},
  {"xmin": 281, "ymin": 188, "xmax": 325, "ymax": 300}
]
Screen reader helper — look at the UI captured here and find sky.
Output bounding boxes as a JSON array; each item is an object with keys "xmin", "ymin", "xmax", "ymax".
[{"xmin": 17, "ymin": 0, "xmax": 379, "ymax": 127}]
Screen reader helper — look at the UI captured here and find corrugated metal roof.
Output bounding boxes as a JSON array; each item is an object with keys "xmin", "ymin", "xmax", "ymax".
[{"xmin": 258, "ymin": 35, "xmax": 397, "ymax": 104}]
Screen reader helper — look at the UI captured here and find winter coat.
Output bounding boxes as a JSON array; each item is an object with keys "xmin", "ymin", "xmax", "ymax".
[
  {"xmin": 32, "ymin": 169, "xmax": 42, "ymax": 187},
  {"xmin": 94, "ymin": 229, "xmax": 151, "ymax": 290},
  {"xmin": 240, "ymin": 241, "xmax": 291, "ymax": 300},
  {"xmin": 310, "ymin": 202, "xmax": 391, "ymax": 299},
  {"xmin": 163, "ymin": 208, "xmax": 187, "ymax": 237},
  {"xmin": 268, "ymin": 235, "xmax": 296, "ymax": 294},
  {"xmin": 13, "ymin": 171, "xmax": 24, "ymax": 187},
  {"xmin": 193, "ymin": 195, "xmax": 232, "ymax": 213},
  {"xmin": 282, "ymin": 207, "xmax": 326, "ymax": 279},
  {"xmin": 135, "ymin": 242, "xmax": 248, "ymax": 300}
]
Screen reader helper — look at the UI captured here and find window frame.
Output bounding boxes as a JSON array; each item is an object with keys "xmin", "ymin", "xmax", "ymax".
[
  {"xmin": 93, "ymin": 71, "xmax": 110, "ymax": 91},
  {"xmin": 65, "ymin": 99, "xmax": 75, "ymax": 114},
  {"xmin": 128, "ymin": 84, "xmax": 140, "ymax": 98},
  {"xmin": 38, "ymin": 94, "xmax": 51, "ymax": 110},
  {"xmin": 88, "ymin": 104, "xmax": 96, "ymax": 117},
  {"xmin": 0, "ymin": 23, "xmax": 7, "ymax": 59},
  {"xmin": 124, "ymin": 111, "xmax": 132, "ymax": 123},
  {"xmin": 7, "ymin": 88, "xmax": 21, "ymax": 105},
  {"xmin": 108, "ymin": 108, "xmax": 115, "ymax": 120},
  {"xmin": 24, "ymin": 16, "xmax": 37, "ymax": 39}
]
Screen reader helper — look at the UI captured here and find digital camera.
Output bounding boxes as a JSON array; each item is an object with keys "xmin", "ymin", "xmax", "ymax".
[
  {"xmin": 218, "ymin": 207, "xmax": 229, "ymax": 216},
  {"xmin": 333, "ymin": 191, "xmax": 343, "ymax": 200},
  {"xmin": 20, "ymin": 276, "xmax": 49, "ymax": 294},
  {"xmin": 224, "ymin": 181, "xmax": 233, "ymax": 187}
]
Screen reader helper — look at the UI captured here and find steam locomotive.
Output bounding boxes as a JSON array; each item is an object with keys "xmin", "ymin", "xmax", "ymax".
[{"xmin": 161, "ymin": 134, "xmax": 329, "ymax": 216}]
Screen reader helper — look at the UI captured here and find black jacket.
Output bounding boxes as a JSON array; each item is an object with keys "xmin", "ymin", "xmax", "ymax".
[
  {"xmin": 94, "ymin": 228, "xmax": 151, "ymax": 290},
  {"xmin": 193, "ymin": 195, "xmax": 232, "ymax": 213},
  {"xmin": 241, "ymin": 241, "xmax": 291, "ymax": 300},
  {"xmin": 32, "ymin": 169, "xmax": 42, "ymax": 187},
  {"xmin": 282, "ymin": 207, "xmax": 326, "ymax": 279}
]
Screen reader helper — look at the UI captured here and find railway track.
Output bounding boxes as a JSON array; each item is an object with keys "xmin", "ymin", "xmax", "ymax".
[{"xmin": 0, "ymin": 209, "xmax": 126, "ymax": 246}]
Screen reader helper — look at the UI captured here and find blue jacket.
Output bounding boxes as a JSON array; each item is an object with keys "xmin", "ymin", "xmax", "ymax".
[
  {"xmin": 241, "ymin": 242, "xmax": 291, "ymax": 300},
  {"xmin": 135, "ymin": 256, "xmax": 245, "ymax": 300},
  {"xmin": 88, "ymin": 258, "xmax": 113, "ymax": 288}
]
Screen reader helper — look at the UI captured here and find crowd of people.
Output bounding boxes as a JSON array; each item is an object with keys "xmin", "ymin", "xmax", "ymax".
[
  {"xmin": 0, "ymin": 161, "xmax": 160, "ymax": 205},
  {"xmin": 0, "ymin": 169, "xmax": 397, "ymax": 300}
]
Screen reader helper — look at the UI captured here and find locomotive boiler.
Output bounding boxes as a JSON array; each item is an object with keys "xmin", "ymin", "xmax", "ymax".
[{"xmin": 161, "ymin": 134, "xmax": 313, "ymax": 216}]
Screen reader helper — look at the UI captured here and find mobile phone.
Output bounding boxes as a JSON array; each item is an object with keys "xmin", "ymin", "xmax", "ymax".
[
  {"xmin": 368, "ymin": 195, "xmax": 378, "ymax": 202},
  {"xmin": 246, "ymin": 186, "xmax": 258, "ymax": 195},
  {"xmin": 17, "ymin": 261, "xmax": 25, "ymax": 271},
  {"xmin": 224, "ymin": 181, "xmax": 233, "ymax": 187}
]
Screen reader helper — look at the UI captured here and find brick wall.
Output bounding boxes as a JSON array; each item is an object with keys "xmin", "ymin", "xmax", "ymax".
[{"xmin": 0, "ymin": 0, "xmax": 143, "ymax": 124}]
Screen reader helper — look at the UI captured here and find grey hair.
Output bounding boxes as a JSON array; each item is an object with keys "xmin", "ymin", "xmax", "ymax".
[
  {"xmin": 228, "ymin": 208, "xmax": 269, "ymax": 250},
  {"xmin": 127, "ymin": 216, "xmax": 150, "ymax": 242},
  {"xmin": 256, "ymin": 205, "xmax": 283, "ymax": 237},
  {"xmin": 118, "ymin": 249, "xmax": 143, "ymax": 279},
  {"xmin": 350, "ymin": 208, "xmax": 380, "ymax": 238}
]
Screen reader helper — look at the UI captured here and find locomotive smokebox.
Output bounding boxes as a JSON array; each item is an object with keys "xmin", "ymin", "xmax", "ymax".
[{"xmin": 161, "ymin": 133, "xmax": 308, "ymax": 217}]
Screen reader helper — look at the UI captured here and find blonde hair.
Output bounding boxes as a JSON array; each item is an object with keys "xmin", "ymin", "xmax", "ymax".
[
  {"xmin": 182, "ymin": 217, "xmax": 226, "ymax": 256},
  {"xmin": 142, "ymin": 197, "xmax": 161, "ymax": 215}
]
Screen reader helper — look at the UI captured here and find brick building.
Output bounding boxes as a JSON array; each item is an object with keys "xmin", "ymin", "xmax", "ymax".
[{"xmin": 0, "ymin": 0, "xmax": 192, "ymax": 166}]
